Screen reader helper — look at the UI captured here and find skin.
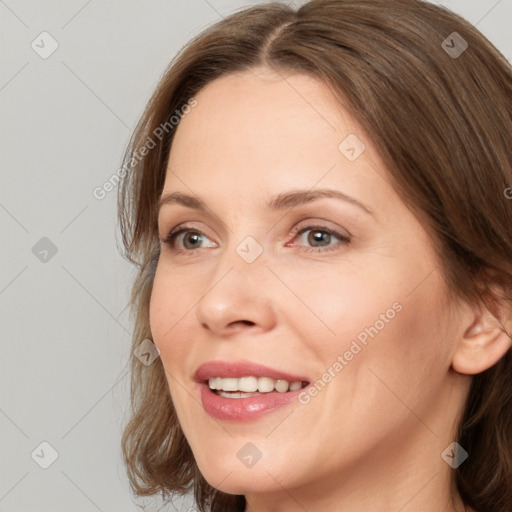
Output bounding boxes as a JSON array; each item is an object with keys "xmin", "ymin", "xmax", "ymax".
[{"xmin": 149, "ymin": 67, "xmax": 508, "ymax": 511}]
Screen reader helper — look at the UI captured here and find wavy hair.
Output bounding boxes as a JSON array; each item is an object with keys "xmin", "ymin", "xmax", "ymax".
[{"xmin": 117, "ymin": 1, "xmax": 512, "ymax": 510}]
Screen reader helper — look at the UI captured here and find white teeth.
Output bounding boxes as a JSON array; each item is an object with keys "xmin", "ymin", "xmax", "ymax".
[
  {"xmin": 289, "ymin": 381, "xmax": 303, "ymax": 391},
  {"xmin": 220, "ymin": 377, "xmax": 238, "ymax": 391},
  {"xmin": 239, "ymin": 376, "xmax": 258, "ymax": 392},
  {"xmin": 207, "ymin": 376, "xmax": 306, "ymax": 393},
  {"xmin": 275, "ymin": 379, "xmax": 289, "ymax": 393},
  {"xmin": 217, "ymin": 391, "xmax": 261, "ymax": 399},
  {"xmin": 257, "ymin": 376, "xmax": 275, "ymax": 393}
]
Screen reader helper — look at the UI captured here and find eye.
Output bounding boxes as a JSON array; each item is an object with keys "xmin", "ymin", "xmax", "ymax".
[
  {"xmin": 289, "ymin": 224, "xmax": 350, "ymax": 252},
  {"xmin": 161, "ymin": 222, "xmax": 350, "ymax": 255},
  {"xmin": 162, "ymin": 225, "xmax": 217, "ymax": 252}
]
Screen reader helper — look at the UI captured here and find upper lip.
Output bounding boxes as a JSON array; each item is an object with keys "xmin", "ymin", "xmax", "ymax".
[{"xmin": 194, "ymin": 360, "xmax": 310, "ymax": 383}]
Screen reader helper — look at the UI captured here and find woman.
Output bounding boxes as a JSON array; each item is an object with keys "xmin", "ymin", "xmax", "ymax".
[{"xmin": 118, "ymin": 1, "xmax": 512, "ymax": 511}]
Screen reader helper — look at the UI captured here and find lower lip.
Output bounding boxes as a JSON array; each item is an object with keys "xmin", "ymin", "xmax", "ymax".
[{"xmin": 198, "ymin": 382, "xmax": 307, "ymax": 421}]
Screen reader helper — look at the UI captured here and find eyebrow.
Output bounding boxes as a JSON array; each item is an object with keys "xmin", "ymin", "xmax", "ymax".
[{"xmin": 157, "ymin": 188, "xmax": 374, "ymax": 216}]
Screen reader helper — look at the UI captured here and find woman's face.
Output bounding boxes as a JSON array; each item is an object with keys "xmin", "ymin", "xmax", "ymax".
[{"xmin": 150, "ymin": 68, "xmax": 468, "ymax": 500}]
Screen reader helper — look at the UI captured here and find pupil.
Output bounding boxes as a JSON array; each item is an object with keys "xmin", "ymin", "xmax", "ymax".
[
  {"xmin": 184, "ymin": 233, "xmax": 201, "ymax": 249},
  {"xmin": 309, "ymin": 230, "xmax": 330, "ymax": 246}
]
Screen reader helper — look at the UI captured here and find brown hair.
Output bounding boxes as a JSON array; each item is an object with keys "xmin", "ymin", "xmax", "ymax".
[{"xmin": 117, "ymin": 1, "xmax": 512, "ymax": 511}]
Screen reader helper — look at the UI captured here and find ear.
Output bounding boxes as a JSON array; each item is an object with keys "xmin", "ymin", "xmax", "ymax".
[{"xmin": 452, "ymin": 296, "xmax": 512, "ymax": 375}]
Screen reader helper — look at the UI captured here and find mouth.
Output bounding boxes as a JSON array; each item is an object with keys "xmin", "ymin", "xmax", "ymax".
[
  {"xmin": 198, "ymin": 377, "xmax": 311, "ymax": 422},
  {"xmin": 194, "ymin": 360, "xmax": 311, "ymax": 421},
  {"xmin": 206, "ymin": 376, "xmax": 309, "ymax": 398}
]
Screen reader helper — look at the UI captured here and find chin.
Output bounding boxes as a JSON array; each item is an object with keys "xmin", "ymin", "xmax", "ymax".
[{"xmin": 195, "ymin": 456, "xmax": 286, "ymax": 495}]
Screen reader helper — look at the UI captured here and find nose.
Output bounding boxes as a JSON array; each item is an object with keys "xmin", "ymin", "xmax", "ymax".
[{"xmin": 194, "ymin": 250, "xmax": 277, "ymax": 337}]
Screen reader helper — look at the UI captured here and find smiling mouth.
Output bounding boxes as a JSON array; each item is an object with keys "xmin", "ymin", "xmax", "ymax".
[{"xmin": 207, "ymin": 376, "xmax": 309, "ymax": 398}]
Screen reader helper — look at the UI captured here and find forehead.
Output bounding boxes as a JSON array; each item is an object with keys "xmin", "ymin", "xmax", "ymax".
[
  {"xmin": 171, "ymin": 68, "xmax": 352, "ymax": 146},
  {"xmin": 163, "ymin": 69, "xmax": 390, "ymax": 218}
]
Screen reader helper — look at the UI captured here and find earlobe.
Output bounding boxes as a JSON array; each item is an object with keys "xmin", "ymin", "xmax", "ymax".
[{"xmin": 452, "ymin": 305, "xmax": 512, "ymax": 375}]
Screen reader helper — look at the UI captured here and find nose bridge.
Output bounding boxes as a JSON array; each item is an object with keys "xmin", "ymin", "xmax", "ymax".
[
  {"xmin": 212, "ymin": 227, "xmax": 268, "ymax": 283},
  {"xmin": 194, "ymin": 233, "xmax": 275, "ymax": 334}
]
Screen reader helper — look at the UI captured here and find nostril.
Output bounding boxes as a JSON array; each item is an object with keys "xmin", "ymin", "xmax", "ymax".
[{"xmin": 231, "ymin": 320, "xmax": 255, "ymax": 327}]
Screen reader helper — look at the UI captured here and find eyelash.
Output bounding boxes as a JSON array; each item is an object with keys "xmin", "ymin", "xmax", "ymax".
[{"xmin": 162, "ymin": 223, "xmax": 350, "ymax": 255}]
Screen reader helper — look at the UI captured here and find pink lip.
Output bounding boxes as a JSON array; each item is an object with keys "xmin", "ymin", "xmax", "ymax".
[
  {"xmin": 198, "ymin": 383, "xmax": 308, "ymax": 422},
  {"xmin": 194, "ymin": 360, "xmax": 309, "ymax": 383},
  {"xmin": 194, "ymin": 360, "xmax": 311, "ymax": 422}
]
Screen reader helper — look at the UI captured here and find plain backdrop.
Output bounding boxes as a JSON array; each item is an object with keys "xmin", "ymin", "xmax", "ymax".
[{"xmin": 1, "ymin": 0, "xmax": 511, "ymax": 511}]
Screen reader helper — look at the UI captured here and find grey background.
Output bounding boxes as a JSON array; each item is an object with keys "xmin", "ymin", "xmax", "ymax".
[{"xmin": 1, "ymin": 0, "xmax": 511, "ymax": 511}]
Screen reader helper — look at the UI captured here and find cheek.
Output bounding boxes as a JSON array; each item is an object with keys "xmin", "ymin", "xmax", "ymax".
[
  {"xmin": 148, "ymin": 265, "xmax": 190, "ymax": 360},
  {"xmin": 284, "ymin": 259, "xmax": 451, "ymax": 383},
  {"xmin": 275, "ymin": 261, "xmax": 403, "ymax": 353},
  {"xmin": 148, "ymin": 271, "xmax": 167, "ymax": 344},
  {"xmin": 148, "ymin": 274, "xmax": 193, "ymax": 415},
  {"xmin": 350, "ymin": 271, "xmax": 455, "ymax": 411}
]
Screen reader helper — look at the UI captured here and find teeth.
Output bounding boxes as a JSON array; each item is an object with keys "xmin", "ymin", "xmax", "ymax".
[
  {"xmin": 217, "ymin": 391, "xmax": 261, "ymax": 399},
  {"xmin": 208, "ymin": 376, "xmax": 306, "ymax": 393},
  {"xmin": 239, "ymin": 376, "xmax": 258, "ymax": 392},
  {"xmin": 289, "ymin": 381, "xmax": 303, "ymax": 391},
  {"xmin": 258, "ymin": 376, "xmax": 275, "ymax": 393},
  {"xmin": 220, "ymin": 377, "xmax": 238, "ymax": 391},
  {"xmin": 274, "ymin": 379, "xmax": 289, "ymax": 393}
]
